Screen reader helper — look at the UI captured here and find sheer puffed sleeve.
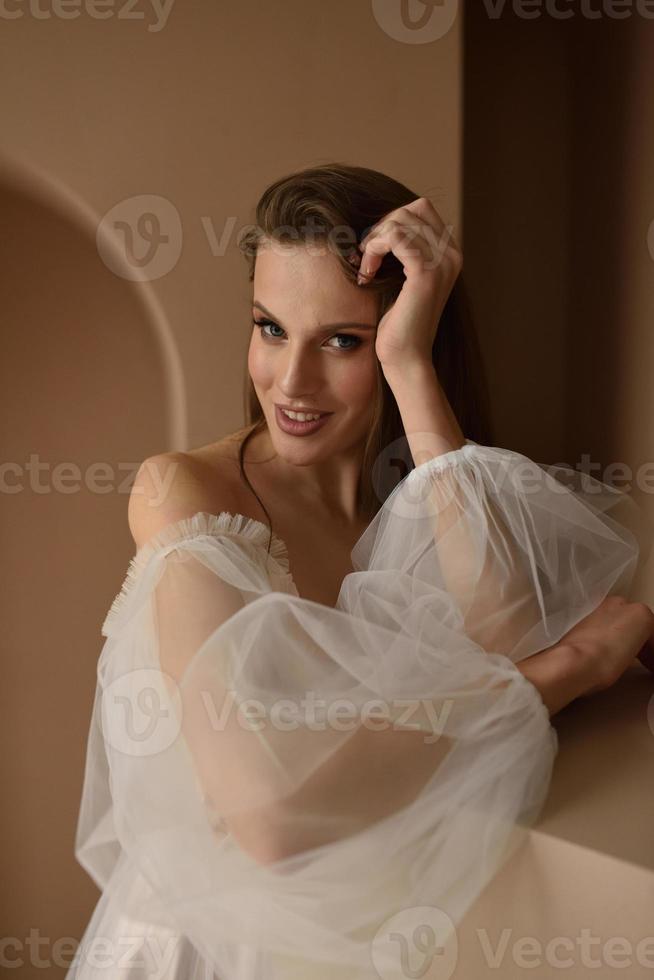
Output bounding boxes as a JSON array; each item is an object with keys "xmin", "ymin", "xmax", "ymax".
[
  {"xmin": 346, "ymin": 439, "xmax": 652, "ymax": 664},
  {"xmin": 69, "ymin": 445, "xmax": 652, "ymax": 980}
]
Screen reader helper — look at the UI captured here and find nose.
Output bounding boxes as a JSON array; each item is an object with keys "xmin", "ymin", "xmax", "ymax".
[{"xmin": 277, "ymin": 342, "xmax": 322, "ymax": 398}]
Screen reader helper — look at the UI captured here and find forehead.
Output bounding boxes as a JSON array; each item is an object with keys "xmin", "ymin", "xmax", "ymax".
[{"xmin": 253, "ymin": 243, "xmax": 378, "ymax": 323}]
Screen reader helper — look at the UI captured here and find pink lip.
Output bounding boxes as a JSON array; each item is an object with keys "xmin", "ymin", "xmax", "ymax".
[{"xmin": 275, "ymin": 404, "xmax": 333, "ymax": 436}]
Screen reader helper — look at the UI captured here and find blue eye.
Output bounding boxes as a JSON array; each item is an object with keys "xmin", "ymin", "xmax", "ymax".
[
  {"xmin": 252, "ymin": 319, "xmax": 362, "ymax": 351},
  {"xmin": 253, "ymin": 318, "xmax": 284, "ymax": 339}
]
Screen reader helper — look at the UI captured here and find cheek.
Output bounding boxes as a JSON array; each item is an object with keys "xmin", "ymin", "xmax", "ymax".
[
  {"xmin": 335, "ymin": 352, "xmax": 378, "ymax": 407},
  {"xmin": 247, "ymin": 340, "xmax": 274, "ymax": 387}
]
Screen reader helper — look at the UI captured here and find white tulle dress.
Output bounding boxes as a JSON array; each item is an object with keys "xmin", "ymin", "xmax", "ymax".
[{"xmin": 67, "ymin": 439, "xmax": 651, "ymax": 980}]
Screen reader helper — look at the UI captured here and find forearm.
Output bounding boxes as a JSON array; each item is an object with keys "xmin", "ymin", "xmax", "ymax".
[
  {"xmin": 245, "ymin": 725, "xmax": 454, "ymax": 863},
  {"xmin": 514, "ymin": 643, "xmax": 596, "ymax": 717},
  {"xmin": 384, "ymin": 363, "xmax": 609, "ymax": 718},
  {"xmin": 382, "ymin": 359, "xmax": 466, "ymax": 464},
  {"xmin": 252, "ymin": 648, "xmax": 583, "ymax": 863},
  {"xmin": 385, "ymin": 358, "xmax": 537, "ymax": 656}
]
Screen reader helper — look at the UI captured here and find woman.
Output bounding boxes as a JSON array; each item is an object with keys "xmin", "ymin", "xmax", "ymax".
[{"xmin": 69, "ymin": 163, "xmax": 654, "ymax": 979}]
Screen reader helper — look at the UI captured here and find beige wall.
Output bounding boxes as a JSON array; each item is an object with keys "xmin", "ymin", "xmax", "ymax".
[
  {"xmin": 0, "ymin": 2, "xmax": 463, "ymax": 451},
  {"xmin": 0, "ymin": 3, "xmax": 462, "ymax": 976}
]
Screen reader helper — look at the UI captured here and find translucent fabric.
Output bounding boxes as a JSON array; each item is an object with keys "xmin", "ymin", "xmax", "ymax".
[{"xmin": 68, "ymin": 440, "xmax": 652, "ymax": 980}]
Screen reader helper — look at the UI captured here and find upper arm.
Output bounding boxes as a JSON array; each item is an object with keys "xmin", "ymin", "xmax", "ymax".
[
  {"xmin": 128, "ymin": 453, "xmax": 183, "ymax": 549},
  {"xmin": 128, "ymin": 452, "xmax": 240, "ymax": 550},
  {"xmin": 128, "ymin": 453, "xmax": 286, "ymax": 865}
]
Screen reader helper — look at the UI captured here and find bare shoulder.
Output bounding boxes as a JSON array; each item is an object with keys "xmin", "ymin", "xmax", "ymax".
[{"xmin": 128, "ymin": 441, "xmax": 245, "ymax": 550}]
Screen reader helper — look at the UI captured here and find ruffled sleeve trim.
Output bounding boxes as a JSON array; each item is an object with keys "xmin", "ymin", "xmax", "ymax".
[
  {"xmin": 101, "ymin": 510, "xmax": 291, "ymax": 638},
  {"xmin": 407, "ymin": 438, "xmax": 480, "ymax": 479}
]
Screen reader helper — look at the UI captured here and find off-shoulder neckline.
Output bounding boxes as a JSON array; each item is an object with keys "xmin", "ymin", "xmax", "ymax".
[
  {"xmin": 101, "ymin": 441, "xmax": 481, "ymax": 636},
  {"xmin": 101, "ymin": 511, "xmax": 293, "ymax": 637},
  {"xmin": 132, "ymin": 509, "xmax": 290, "ymax": 572}
]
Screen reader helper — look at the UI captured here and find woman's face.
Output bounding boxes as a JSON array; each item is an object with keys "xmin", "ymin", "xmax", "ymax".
[{"xmin": 248, "ymin": 241, "xmax": 380, "ymax": 465}]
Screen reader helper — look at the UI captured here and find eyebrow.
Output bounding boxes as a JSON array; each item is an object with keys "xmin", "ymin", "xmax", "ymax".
[{"xmin": 252, "ymin": 301, "xmax": 377, "ymax": 332}]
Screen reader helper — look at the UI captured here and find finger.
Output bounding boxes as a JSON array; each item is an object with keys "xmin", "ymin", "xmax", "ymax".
[
  {"xmin": 364, "ymin": 198, "xmax": 449, "ymax": 243},
  {"xmin": 360, "ymin": 219, "xmax": 426, "ymax": 251},
  {"xmin": 358, "ymin": 223, "xmax": 438, "ymax": 284},
  {"xmin": 359, "ymin": 225, "xmax": 458, "ymax": 285},
  {"xmin": 392, "ymin": 199, "xmax": 462, "ymax": 262},
  {"xmin": 361, "ymin": 217, "xmax": 459, "ymax": 270}
]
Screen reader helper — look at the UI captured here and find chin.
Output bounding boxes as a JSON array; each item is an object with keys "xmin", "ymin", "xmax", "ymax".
[{"xmin": 271, "ymin": 433, "xmax": 332, "ymax": 462}]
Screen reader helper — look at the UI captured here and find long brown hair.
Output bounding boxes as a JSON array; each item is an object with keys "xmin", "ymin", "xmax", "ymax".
[{"xmin": 236, "ymin": 162, "xmax": 494, "ymax": 555}]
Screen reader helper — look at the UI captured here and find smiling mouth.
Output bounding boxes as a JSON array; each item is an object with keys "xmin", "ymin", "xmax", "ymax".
[
  {"xmin": 279, "ymin": 409, "xmax": 329, "ymax": 421},
  {"xmin": 274, "ymin": 405, "xmax": 333, "ymax": 435}
]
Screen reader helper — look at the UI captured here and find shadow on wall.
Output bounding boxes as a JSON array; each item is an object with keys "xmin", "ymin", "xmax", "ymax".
[{"xmin": 0, "ymin": 156, "xmax": 184, "ymax": 977}]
